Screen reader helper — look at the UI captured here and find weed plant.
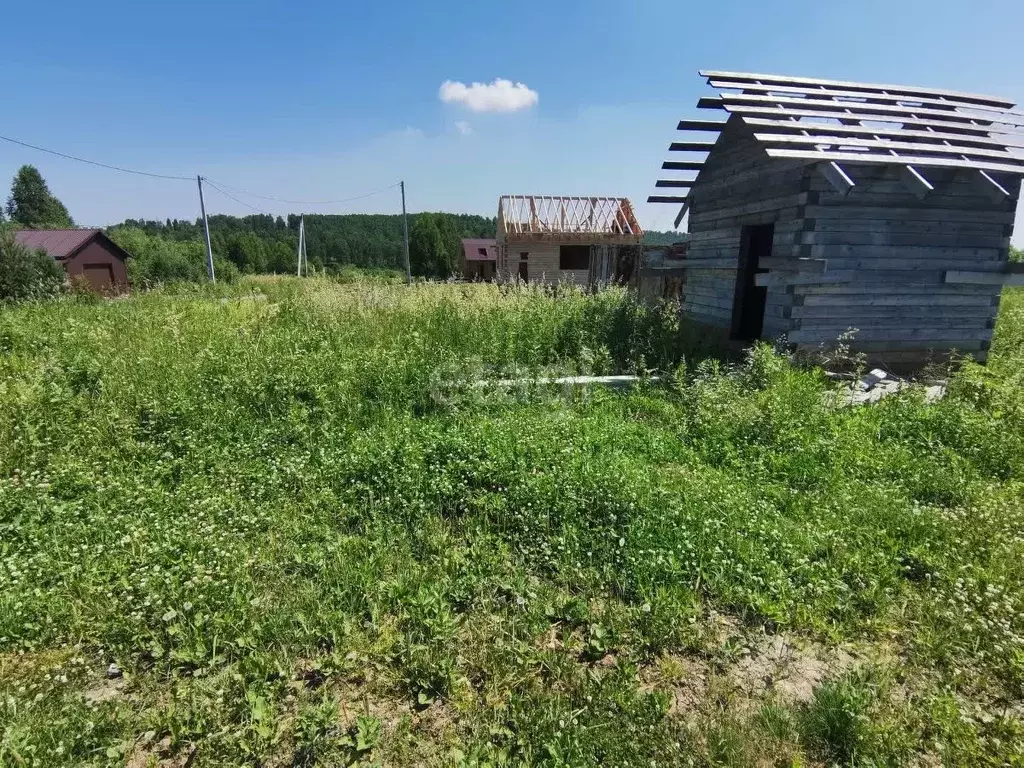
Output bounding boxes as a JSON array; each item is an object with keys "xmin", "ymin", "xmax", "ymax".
[{"xmin": 1, "ymin": 278, "xmax": 1022, "ymax": 765}]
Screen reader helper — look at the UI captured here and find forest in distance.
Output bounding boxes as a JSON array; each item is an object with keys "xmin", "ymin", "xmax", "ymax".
[
  {"xmin": 111, "ymin": 213, "xmax": 685, "ymax": 281},
  {"xmin": 2, "ymin": 164, "xmax": 684, "ymax": 285}
]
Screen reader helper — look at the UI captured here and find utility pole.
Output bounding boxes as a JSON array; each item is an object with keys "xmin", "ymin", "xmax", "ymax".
[
  {"xmin": 302, "ymin": 227, "xmax": 308, "ymax": 276},
  {"xmin": 400, "ymin": 180, "xmax": 411, "ymax": 284},
  {"xmin": 197, "ymin": 175, "xmax": 216, "ymax": 283},
  {"xmin": 296, "ymin": 216, "xmax": 305, "ymax": 277}
]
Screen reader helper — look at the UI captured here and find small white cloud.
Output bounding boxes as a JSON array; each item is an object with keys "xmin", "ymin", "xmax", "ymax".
[
  {"xmin": 454, "ymin": 120, "xmax": 472, "ymax": 135},
  {"xmin": 399, "ymin": 126, "xmax": 424, "ymax": 138},
  {"xmin": 439, "ymin": 78, "xmax": 539, "ymax": 113}
]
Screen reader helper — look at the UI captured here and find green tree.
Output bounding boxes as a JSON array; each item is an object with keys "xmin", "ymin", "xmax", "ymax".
[
  {"xmin": 5, "ymin": 165, "xmax": 74, "ymax": 229},
  {"xmin": 409, "ymin": 214, "xmax": 444, "ymax": 277},
  {"xmin": 409, "ymin": 213, "xmax": 462, "ymax": 278},
  {"xmin": 0, "ymin": 230, "xmax": 67, "ymax": 300}
]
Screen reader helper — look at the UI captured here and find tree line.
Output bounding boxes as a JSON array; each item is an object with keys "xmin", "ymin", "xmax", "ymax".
[
  {"xmin": 3, "ymin": 164, "xmax": 685, "ymax": 287},
  {"xmin": 111, "ymin": 211, "xmax": 498, "ymax": 280}
]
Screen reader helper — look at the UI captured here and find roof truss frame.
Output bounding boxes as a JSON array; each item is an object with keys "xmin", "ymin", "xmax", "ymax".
[{"xmin": 498, "ymin": 195, "xmax": 643, "ymax": 243}]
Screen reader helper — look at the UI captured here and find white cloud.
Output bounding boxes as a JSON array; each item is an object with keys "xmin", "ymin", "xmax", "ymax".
[
  {"xmin": 399, "ymin": 126, "xmax": 424, "ymax": 138},
  {"xmin": 439, "ymin": 78, "xmax": 539, "ymax": 113},
  {"xmin": 454, "ymin": 120, "xmax": 472, "ymax": 135}
]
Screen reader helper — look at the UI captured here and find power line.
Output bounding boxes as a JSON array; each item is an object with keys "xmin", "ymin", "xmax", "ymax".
[
  {"xmin": 201, "ymin": 178, "xmax": 401, "ymax": 206},
  {"xmin": 0, "ymin": 130, "xmax": 401, "ymax": 211},
  {"xmin": 202, "ymin": 178, "xmax": 274, "ymax": 216},
  {"xmin": 0, "ymin": 133, "xmax": 193, "ymax": 181}
]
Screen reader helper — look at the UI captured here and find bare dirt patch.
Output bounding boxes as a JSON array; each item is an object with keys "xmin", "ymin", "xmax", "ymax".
[
  {"xmin": 125, "ymin": 734, "xmax": 197, "ymax": 768},
  {"xmin": 82, "ymin": 676, "xmax": 126, "ymax": 705},
  {"xmin": 728, "ymin": 633, "xmax": 861, "ymax": 705},
  {"xmin": 641, "ymin": 623, "xmax": 871, "ymax": 722}
]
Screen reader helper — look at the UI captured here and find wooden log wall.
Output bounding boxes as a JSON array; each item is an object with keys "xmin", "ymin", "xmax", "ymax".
[
  {"xmin": 780, "ymin": 164, "xmax": 1020, "ymax": 365},
  {"xmin": 683, "ymin": 117, "xmax": 807, "ymax": 333},
  {"xmin": 674, "ymin": 115, "xmax": 1021, "ymax": 367}
]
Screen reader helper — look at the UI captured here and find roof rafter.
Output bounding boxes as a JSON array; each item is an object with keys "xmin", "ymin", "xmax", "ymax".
[{"xmin": 496, "ymin": 195, "xmax": 643, "ymax": 243}]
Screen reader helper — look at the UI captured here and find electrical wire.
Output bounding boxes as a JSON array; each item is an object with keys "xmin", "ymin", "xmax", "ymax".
[
  {"xmin": 202, "ymin": 179, "xmax": 274, "ymax": 216},
  {"xmin": 0, "ymin": 133, "xmax": 194, "ymax": 181},
  {"xmin": 200, "ymin": 178, "xmax": 401, "ymax": 206},
  {"xmin": 0, "ymin": 131, "xmax": 401, "ymax": 209}
]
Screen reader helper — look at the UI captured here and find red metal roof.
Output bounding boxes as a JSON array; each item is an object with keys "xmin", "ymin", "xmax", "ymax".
[
  {"xmin": 13, "ymin": 229, "xmax": 103, "ymax": 260},
  {"xmin": 462, "ymin": 238, "xmax": 497, "ymax": 262}
]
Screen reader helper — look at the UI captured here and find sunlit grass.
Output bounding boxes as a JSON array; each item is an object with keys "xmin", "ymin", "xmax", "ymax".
[{"xmin": 1, "ymin": 280, "xmax": 1022, "ymax": 765}]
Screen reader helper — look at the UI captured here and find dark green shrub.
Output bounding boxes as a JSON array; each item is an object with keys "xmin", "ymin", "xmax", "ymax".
[{"xmin": 0, "ymin": 230, "xmax": 66, "ymax": 300}]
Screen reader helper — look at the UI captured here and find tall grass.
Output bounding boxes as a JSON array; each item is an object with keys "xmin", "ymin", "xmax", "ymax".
[{"xmin": 1, "ymin": 279, "xmax": 1022, "ymax": 765}]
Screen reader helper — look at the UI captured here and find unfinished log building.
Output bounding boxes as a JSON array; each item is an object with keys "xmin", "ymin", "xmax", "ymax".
[
  {"xmin": 649, "ymin": 71, "xmax": 1024, "ymax": 368},
  {"xmin": 495, "ymin": 195, "xmax": 643, "ymax": 286}
]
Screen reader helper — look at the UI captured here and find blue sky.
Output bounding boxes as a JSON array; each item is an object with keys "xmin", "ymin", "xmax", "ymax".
[{"xmin": 1, "ymin": 0, "xmax": 1023, "ymax": 242}]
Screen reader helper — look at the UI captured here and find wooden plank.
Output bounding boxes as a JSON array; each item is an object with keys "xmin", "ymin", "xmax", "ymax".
[
  {"xmin": 795, "ymin": 318, "xmax": 993, "ymax": 332},
  {"xmin": 678, "ymin": 257, "xmax": 737, "ymax": 268},
  {"xmin": 670, "ymin": 141, "xmax": 718, "ymax": 152},
  {"xmin": 684, "ymin": 294, "xmax": 734, "ymax": 310},
  {"xmin": 640, "ymin": 266, "xmax": 689, "ymax": 277},
  {"xmin": 761, "ymin": 257, "xmax": 827, "ymax": 273},
  {"xmin": 765, "ymin": 148, "xmax": 1024, "ymax": 176},
  {"xmin": 743, "ymin": 117, "xmax": 1024, "ymax": 151},
  {"xmin": 655, "ymin": 179, "xmax": 695, "ymax": 188},
  {"xmin": 945, "ymin": 270, "xmax": 1024, "ymax": 285},
  {"xmin": 822, "ymin": 259, "xmax": 1004, "ymax": 272},
  {"xmin": 683, "ymin": 302, "xmax": 733, "ymax": 319},
  {"xmin": 698, "ymin": 70, "xmax": 1015, "ymax": 108},
  {"xmin": 819, "ymin": 161, "xmax": 855, "ymax": 196},
  {"xmin": 724, "ymin": 104, "xmax": 1024, "ymax": 139},
  {"xmin": 789, "ymin": 328, "xmax": 993, "ymax": 343},
  {"xmin": 686, "ymin": 268, "xmax": 741, "ymax": 279},
  {"xmin": 757, "ymin": 270, "xmax": 948, "ymax": 287},
  {"xmin": 682, "ymin": 310, "xmax": 731, "ymax": 329},
  {"xmin": 802, "ymin": 244, "xmax": 1003, "ymax": 260},
  {"xmin": 687, "ymin": 227, "xmax": 743, "ymax": 242},
  {"xmin": 707, "ymin": 78, "xmax": 1024, "ymax": 118},
  {"xmin": 684, "ymin": 286, "xmax": 735, "ymax": 301},
  {"xmin": 662, "ymin": 161, "xmax": 705, "ymax": 171},
  {"xmin": 809, "ymin": 176, "xmax": 1015, "ymax": 204},
  {"xmin": 901, "ymin": 165, "xmax": 934, "ymax": 201},
  {"xmin": 798, "ymin": 294, "xmax": 997, "ymax": 308},
  {"xmin": 978, "ymin": 170, "xmax": 1013, "ymax": 203},
  {"xmin": 812, "ymin": 189, "xmax": 1014, "ymax": 212},
  {"xmin": 790, "ymin": 305, "xmax": 999, "ymax": 319},
  {"xmin": 677, "ymin": 119, "xmax": 728, "ymax": 132},
  {"xmin": 691, "ymin": 207, "xmax": 802, "ymax": 231},
  {"xmin": 692, "ymin": 174, "xmax": 805, "ymax": 206},
  {"xmin": 794, "ymin": 283, "xmax": 999, "ymax": 296},
  {"xmin": 674, "ymin": 202, "xmax": 689, "ymax": 228},
  {"xmin": 752, "ymin": 132, "xmax": 1024, "ymax": 164},
  {"xmin": 797, "ymin": 317, "xmax": 994, "ymax": 331},
  {"xmin": 799, "ymin": 231, "xmax": 1010, "ymax": 249},
  {"xmin": 802, "ymin": 205, "xmax": 1016, "ymax": 224},
  {"xmin": 718, "ymin": 92, "xmax": 1024, "ymax": 131},
  {"xmin": 697, "ymin": 96, "xmax": 726, "ymax": 110},
  {"xmin": 807, "ymin": 218, "xmax": 1009, "ymax": 235},
  {"xmin": 691, "ymin": 191, "xmax": 809, "ymax": 222},
  {"xmin": 803, "ymin": 340, "xmax": 989, "ymax": 352},
  {"xmin": 648, "ymin": 195, "xmax": 689, "ymax": 204},
  {"xmin": 693, "ymin": 165, "xmax": 807, "ymax": 194}
]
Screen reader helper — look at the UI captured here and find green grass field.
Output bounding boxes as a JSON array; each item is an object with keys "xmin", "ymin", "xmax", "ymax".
[{"xmin": 2, "ymin": 278, "xmax": 1023, "ymax": 766}]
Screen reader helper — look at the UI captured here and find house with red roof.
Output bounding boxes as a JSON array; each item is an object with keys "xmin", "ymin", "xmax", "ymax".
[
  {"xmin": 14, "ymin": 229, "xmax": 130, "ymax": 293},
  {"xmin": 461, "ymin": 238, "xmax": 498, "ymax": 281}
]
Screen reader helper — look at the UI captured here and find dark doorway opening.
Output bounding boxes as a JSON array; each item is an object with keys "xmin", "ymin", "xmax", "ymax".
[
  {"xmin": 518, "ymin": 252, "xmax": 529, "ymax": 282},
  {"xmin": 730, "ymin": 223, "xmax": 773, "ymax": 341}
]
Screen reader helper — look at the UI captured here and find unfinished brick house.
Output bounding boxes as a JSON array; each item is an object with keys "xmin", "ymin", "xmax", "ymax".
[{"xmin": 495, "ymin": 195, "xmax": 643, "ymax": 285}]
